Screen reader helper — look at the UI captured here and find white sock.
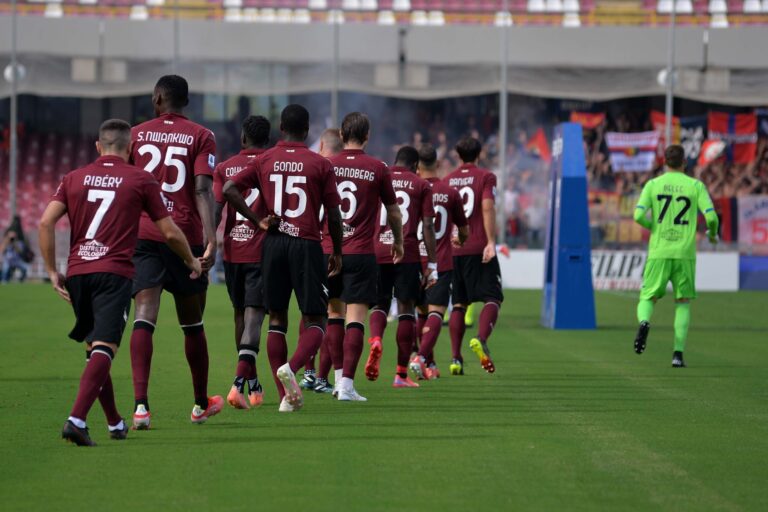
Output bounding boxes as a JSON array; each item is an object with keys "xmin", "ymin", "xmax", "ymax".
[
  {"xmin": 108, "ymin": 419, "xmax": 125, "ymax": 432},
  {"xmin": 334, "ymin": 369, "xmax": 343, "ymax": 384},
  {"xmin": 68, "ymin": 416, "xmax": 86, "ymax": 429},
  {"xmin": 340, "ymin": 377, "xmax": 354, "ymax": 391}
]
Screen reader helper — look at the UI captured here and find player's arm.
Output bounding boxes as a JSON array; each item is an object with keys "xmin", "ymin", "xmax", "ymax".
[
  {"xmin": 452, "ymin": 189, "xmax": 469, "ymax": 247},
  {"xmin": 38, "ymin": 200, "xmax": 70, "ymax": 302},
  {"xmin": 195, "ymin": 174, "xmax": 217, "ymax": 272},
  {"xmin": 385, "ymin": 203, "xmax": 404, "ymax": 264},
  {"xmin": 481, "ymin": 198, "xmax": 497, "ymax": 263},
  {"xmin": 222, "ymin": 180, "xmax": 269, "ymax": 230},
  {"xmin": 697, "ymin": 182, "xmax": 719, "ymax": 244},
  {"xmin": 154, "ymin": 217, "xmax": 202, "ymax": 278},
  {"xmin": 422, "ymin": 214, "xmax": 438, "ymax": 288},
  {"xmin": 212, "ymin": 165, "xmax": 225, "ymax": 229},
  {"xmin": 327, "ymin": 206, "xmax": 343, "ymax": 277},
  {"xmin": 633, "ymin": 182, "xmax": 653, "ymax": 230}
]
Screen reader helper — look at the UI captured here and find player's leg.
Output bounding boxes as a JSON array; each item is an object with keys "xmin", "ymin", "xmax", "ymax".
[
  {"xmin": 465, "ymin": 256, "xmax": 503, "ymax": 374},
  {"xmin": 449, "ymin": 257, "xmax": 470, "ymax": 375},
  {"xmin": 174, "ymin": 292, "xmax": 223, "ymax": 423},
  {"xmin": 411, "ymin": 271, "xmax": 452, "ymax": 380},
  {"xmin": 298, "ymin": 317, "xmax": 318, "ymax": 390},
  {"xmin": 671, "ymin": 259, "xmax": 696, "ymax": 368},
  {"xmin": 366, "ymin": 264, "xmax": 394, "ymax": 381},
  {"xmin": 86, "ymin": 348, "xmax": 126, "ymax": 440},
  {"xmin": 322, "ymin": 295, "xmax": 346, "ymax": 394},
  {"xmin": 392, "ymin": 263, "xmax": 422, "ymax": 388},
  {"xmin": 635, "ymin": 259, "xmax": 670, "ymax": 355},
  {"xmin": 314, "ymin": 334, "xmax": 334, "ymax": 394}
]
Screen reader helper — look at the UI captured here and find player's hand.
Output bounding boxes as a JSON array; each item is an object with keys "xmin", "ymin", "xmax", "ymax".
[
  {"xmin": 391, "ymin": 242, "xmax": 404, "ymax": 264},
  {"xmin": 259, "ymin": 214, "xmax": 280, "ymax": 232},
  {"xmin": 708, "ymin": 232, "xmax": 719, "ymax": 245},
  {"xmin": 328, "ymin": 253, "xmax": 342, "ymax": 278},
  {"xmin": 451, "ymin": 235, "xmax": 464, "ymax": 248},
  {"xmin": 482, "ymin": 243, "xmax": 496, "ymax": 264},
  {"xmin": 187, "ymin": 258, "xmax": 203, "ymax": 280},
  {"xmin": 200, "ymin": 242, "xmax": 216, "ymax": 272},
  {"xmin": 48, "ymin": 271, "xmax": 70, "ymax": 303},
  {"xmin": 423, "ymin": 263, "xmax": 438, "ymax": 290}
]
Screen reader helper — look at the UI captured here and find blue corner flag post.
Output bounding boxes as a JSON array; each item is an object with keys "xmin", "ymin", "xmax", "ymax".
[{"xmin": 541, "ymin": 122, "xmax": 597, "ymax": 330}]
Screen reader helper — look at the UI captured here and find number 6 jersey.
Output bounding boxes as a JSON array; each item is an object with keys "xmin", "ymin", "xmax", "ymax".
[
  {"xmin": 635, "ymin": 171, "xmax": 716, "ymax": 260},
  {"xmin": 131, "ymin": 112, "xmax": 217, "ymax": 246},
  {"xmin": 52, "ymin": 155, "xmax": 171, "ymax": 279}
]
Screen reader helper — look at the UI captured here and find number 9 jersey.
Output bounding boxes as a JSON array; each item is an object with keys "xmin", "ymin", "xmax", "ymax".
[
  {"xmin": 635, "ymin": 172, "xmax": 715, "ymax": 260},
  {"xmin": 445, "ymin": 162, "xmax": 497, "ymax": 257},
  {"xmin": 131, "ymin": 112, "xmax": 217, "ymax": 246}
]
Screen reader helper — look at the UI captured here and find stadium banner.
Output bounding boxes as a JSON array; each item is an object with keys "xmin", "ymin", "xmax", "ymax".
[
  {"xmin": 737, "ymin": 195, "xmax": 768, "ymax": 246},
  {"xmin": 570, "ymin": 112, "xmax": 606, "ymax": 130},
  {"xmin": 707, "ymin": 112, "xmax": 757, "ymax": 164},
  {"xmin": 757, "ymin": 108, "xmax": 768, "ymax": 138},
  {"xmin": 591, "ymin": 250, "xmax": 646, "ymax": 290},
  {"xmin": 650, "ymin": 112, "xmax": 707, "ymax": 166},
  {"xmin": 605, "ymin": 131, "xmax": 660, "ymax": 172}
]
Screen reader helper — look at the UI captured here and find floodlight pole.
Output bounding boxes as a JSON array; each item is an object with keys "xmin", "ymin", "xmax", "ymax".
[
  {"xmin": 331, "ymin": 12, "xmax": 340, "ymax": 128},
  {"xmin": 664, "ymin": 2, "xmax": 677, "ymax": 146},
  {"xmin": 497, "ymin": 0, "xmax": 510, "ymax": 243},
  {"xmin": 173, "ymin": 0, "xmax": 180, "ymax": 73},
  {"xmin": 9, "ymin": 0, "xmax": 19, "ymax": 220}
]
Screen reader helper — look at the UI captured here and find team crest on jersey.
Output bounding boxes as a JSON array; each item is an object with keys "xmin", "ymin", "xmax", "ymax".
[
  {"xmin": 78, "ymin": 240, "xmax": 109, "ymax": 261},
  {"xmin": 230, "ymin": 224, "xmax": 255, "ymax": 242}
]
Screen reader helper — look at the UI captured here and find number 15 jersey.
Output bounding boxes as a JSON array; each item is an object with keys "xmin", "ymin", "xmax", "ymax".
[
  {"xmin": 132, "ymin": 112, "xmax": 217, "ymax": 246},
  {"xmin": 635, "ymin": 171, "xmax": 715, "ymax": 260}
]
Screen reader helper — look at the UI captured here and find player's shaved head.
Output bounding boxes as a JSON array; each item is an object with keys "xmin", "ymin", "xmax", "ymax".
[
  {"xmin": 341, "ymin": 112, "xmax": 370, "ymax": 145},
  {"xmin": 418, "ymin": 143, "xmax": 438, "ymax": 170},
  {"xmin": 242, "ymin": 115, "xmax": 271, "ymax": 148},
  {"xmin": 456, "ymin": 137, "xmax": 482, "ymax": 164},
  {"xmin": 154, "ymin": 75, "xmax": 189, "ymax": 111},
  {"xmin": 98, "ymin": 119, "xmax": 131, "ymax": 152},
  {"xmin": 665, "ymin": 144, "xmax": 685, "ymax": 170},
  {"xmin": 395, "ymin": 145, "xmax": 419, "ymax": 172},
  {"xmin": 320, "ymin": 128, "xmax": 343, "ymax": 156},
  {"xmin": 280, "ymin": 104, "xmax": 310, "ymax": 140}
]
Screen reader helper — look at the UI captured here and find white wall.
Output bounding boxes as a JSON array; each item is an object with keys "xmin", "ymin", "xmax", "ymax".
[{"xmin": 499, "ymin": 250, "xmax": 740, "ymax": 292}]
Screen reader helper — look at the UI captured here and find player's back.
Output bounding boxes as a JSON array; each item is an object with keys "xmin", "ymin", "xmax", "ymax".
[
  {"xmin": 255, "ymin": 140, "xmax": 336, "ymax": 241},
  {"xmin": 54, "ymin": 155, "xmax": 168, "ymax": 279},
  {"xmin": 132, "ymin": 113, "xmax": 216, "ymax": 246},
  {"xmin": 213, "ymin": 149, "xmax": 267, "ymax": 263},
  {"xmin": 326, "ymin": 149, "xmax": 394, "ymax": 255},
  {"xmin": 376, "ymin": 167, "xmax": 433, "ymax": 264},
  {"xmin": 445, "ymin": 163, "xmax": 497, "ymax": 257},
  {"xmin": 640, "ymin": 171, "xmax": 714, "ymax": 260},
  {"xmin": 420, "ymin": 177, "xmax": 466, "ymax": 271}
]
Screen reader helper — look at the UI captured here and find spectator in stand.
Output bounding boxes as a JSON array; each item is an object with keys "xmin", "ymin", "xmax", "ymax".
[{"xmin": 2, "ymin": 216, "xmax": 32, "ymax": 283}]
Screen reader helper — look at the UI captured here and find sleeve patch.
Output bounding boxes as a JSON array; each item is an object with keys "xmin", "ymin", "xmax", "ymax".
[
  {"xmin": 208, "ymin": 154, "xmax": 216, "ymax": 169},
  {"xmin": 705, "ymin": 208, "xmax": 714, "ymax": 213},
  {"xmin": 636, "ymin": 205, "xmax": 646, "ymax": 209}
]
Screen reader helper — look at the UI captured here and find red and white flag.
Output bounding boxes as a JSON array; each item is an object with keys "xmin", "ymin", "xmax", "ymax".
[
  {"xmin": 698, "ymin": 139, "xmax": 727, "ymax": 166},
  {"xmin": 605, "ymin": 131, "xmax": 660, "ymax": 173}
]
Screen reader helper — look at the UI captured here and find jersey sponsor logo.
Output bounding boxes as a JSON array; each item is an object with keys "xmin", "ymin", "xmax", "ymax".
[
  {"xmin": 230, "ymin": 224, "xmax": 255, "ymax": 242},
  {"xmin": 77, "ymin": 239, "xmax": 109, "ymax": 261},
  {"xmin": 342, "ymin": 222, "xmax": 355, "ymax": 238},
  {"xmin": 378, "ymin": 229, "xmax": 394, "ymax": 245},
  {"xmin": 660, "ymin": 228, "xmax": 683, "ymax": 242},
  {"xmin": 278, "ymin": 219, "xmax": 300, "ymax": 237}
]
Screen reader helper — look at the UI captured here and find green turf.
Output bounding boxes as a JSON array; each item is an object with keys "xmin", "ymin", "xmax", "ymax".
[{"xmin": 0, "ymin": 285, "xmax": 766, "ymax": 511}]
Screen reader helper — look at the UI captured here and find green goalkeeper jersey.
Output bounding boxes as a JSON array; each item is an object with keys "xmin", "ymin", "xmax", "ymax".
[{"xmin": 634, "ymin": 170, "xmax": 718, "ymax": 260}]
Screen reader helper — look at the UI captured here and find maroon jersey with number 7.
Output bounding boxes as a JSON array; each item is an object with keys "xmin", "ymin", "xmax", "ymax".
[
  {"xmin": 51, "ymin": 155, "xmax": 170, "ymax": 279},
  {"xmin": 131, "ymin": 112, "xmax": 217, "ymax": 246}
]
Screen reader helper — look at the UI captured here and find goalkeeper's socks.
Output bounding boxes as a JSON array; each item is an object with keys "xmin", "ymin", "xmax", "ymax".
[
  {"xmin": 673, "ymin": 302, "xmax": 691, "ymax": 353},
  {"xmin": 637, "ymin": 299, "xmax": 655, "ymax": 324}
]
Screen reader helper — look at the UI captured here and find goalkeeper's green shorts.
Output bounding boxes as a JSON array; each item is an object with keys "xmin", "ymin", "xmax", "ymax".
[{"xmin": 639, "ymin": 258, "xmax": 696, "ymax": 301}]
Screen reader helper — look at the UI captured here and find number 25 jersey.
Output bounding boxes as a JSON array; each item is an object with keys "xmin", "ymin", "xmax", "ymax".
[
  {"xmin": 131, "ymin": 112, "xmax": 217, "ymax": 246},
  {"xmin": 636, "ymin": 172, "xmax": 715, "ymax": 260}
]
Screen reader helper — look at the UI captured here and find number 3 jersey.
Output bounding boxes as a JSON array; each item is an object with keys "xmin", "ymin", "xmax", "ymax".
[
  {"xmin": 375, "ymin": 167, "xmax": 435, "ymax": 264},
  {"xmin": 445, "ymin": 163, "xmax": 497, "ymax": 257},
  {"xmin": 131, "ymin": 112, "xmax": 217, "ymax": 246},
  {"xmin": 213, "ymin": 149, "xmax": 267, "ymax": 263},
  {"xmin": 635, "ymin": 171, "xmax": 716, "ymax": 260},
  {"xmin": 52, "ymin": 156, "xmax": 170, "ymax": 279},
  {"xmin": 232, "ymin": 140, "xmax": 340, "ymax": 242},
  {"xmin": 321, "ymin": 149, "xmax": 397, "ymax": 255}
]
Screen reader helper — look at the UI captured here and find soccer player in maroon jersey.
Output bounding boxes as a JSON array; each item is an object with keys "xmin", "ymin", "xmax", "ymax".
[
  {"xmin": 38, "ymin": 120, "xmax": 201, "ymax": 446},
  {"xmin": 128, "ymin": 75, "xmax": 223, "ymax": 429},
  {"xmin": 323, "ymin": 112, "xmax": 403, "ymax": 401},
  {"xmin": 445, "ymin": 137, "xmax": 504, "ymax": 375},
  {"xmin": 299, "ymin": 127, "xmax": 344, "ymax": 394},
  {"xmin": 366, "ymin": 145, "xmax": 437, "ymax": 388},
  {"xmin": 213, "ymin": 115, "xmax": 271, "ymax": 410},
  {"xmin": 411, "ymin": 144, "xmax": 468, "ymax": 380},
  {"xmin": 224, "ymin": 104, "xmax": 343, "ymax": 412}
]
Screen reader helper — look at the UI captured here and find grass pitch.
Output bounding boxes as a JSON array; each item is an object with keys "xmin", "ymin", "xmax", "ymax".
[{"xmin": 0, "ymin": 285, "xmax": 766, "ymax": 511}]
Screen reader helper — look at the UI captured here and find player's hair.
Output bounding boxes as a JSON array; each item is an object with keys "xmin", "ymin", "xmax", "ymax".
[
  {"xmin": 456, "ymin": 137, "xmax": 482, "ymax": 163},
  {"xmin": 418, "ymin": 143, "xmax": 438, "ymax": 169},
  {"xmin": 321, "ymin": 128, "xmax": 343, "ymax": 154},
  {"xmin": 98, "ymin": 119, "xmax": 132, "ymax": 152},
  {"xmin": 665, "ymin": 144, "xmax": 685, "ymax": 170},
  {"xmin": 341, "ymin": 112, "xmax": 370, "ymax": 144},
  {"xmin": 395, "ymin": 145, "xmax": 420, "ymax": 171},
  {"xmin": 154, "ymin": 75, "xmax": 189, "ymax": 109},
  {"xmin": 242, "ymin": 115, "xmax": 271, "ymax": 147},
  {"xmin": 280, "ymin": 104, "xmax": 310, "ymax": 138}
]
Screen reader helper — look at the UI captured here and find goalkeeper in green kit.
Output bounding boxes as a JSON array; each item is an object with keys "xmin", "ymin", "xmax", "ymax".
[{"xmin": 633, "ymin": 145, "xmax": 719, "ymax": 367}]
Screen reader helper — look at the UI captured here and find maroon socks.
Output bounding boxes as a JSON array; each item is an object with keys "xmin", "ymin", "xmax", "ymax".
[
  {"xmin": 183, "ymin": 323, "xmax": 210, "ymax": 409},
  {"xmin": 418, "ymin": 312, "xmax": 444, "ymax": 360},
  {"xmin": 342, "ymin": 322, "xmax": 365, "ymax": 379},
  {"xmin": 267, "ymin": 326, "xmax": 288, "ymax": 401},
  {"xmin": 477, "ymin": 302, "xmax": 501, "ymax": 343},
  {"xmin": 326, "ymin": 318, "xmax": 346, "ymax": 372},
  {"xmin": 369, "ymin": 308, "xmax": 387, "ymax": 340},
  {"xmin": 130, "ymin": 320, "xmax": 154, "ymax": 408},
  {"xmin": 396, "ymin": 314, "xmax": 415, "ymax": 368},
  {"xmin": 70, "ymin": 346, "xmax": 113, "ymax": 422},
  {"xmin": 289, "ymin": 324, "xmax": 325, "ymax": 373},
  {"xmin": 449, "ymin": 307, "xmax": 466, "ymax": 361}
]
